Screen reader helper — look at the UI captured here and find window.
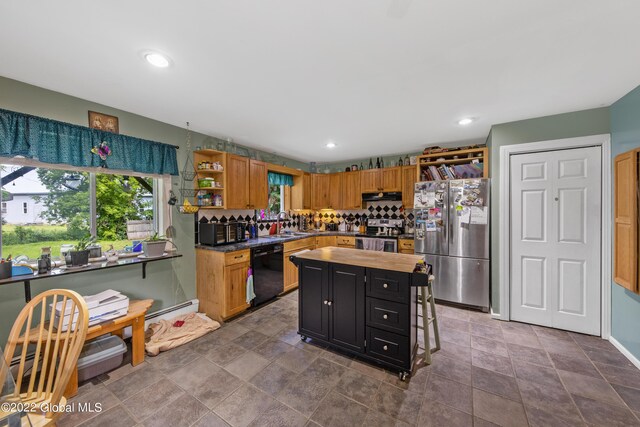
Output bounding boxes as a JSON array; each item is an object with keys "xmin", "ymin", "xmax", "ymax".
[
  {"xmin": 258, "ymin": 184, "xmax": 285, "ymax": 220},
  {"xmin": 0, "ymin": 165, "xmax": 158, "ymax": 259}
]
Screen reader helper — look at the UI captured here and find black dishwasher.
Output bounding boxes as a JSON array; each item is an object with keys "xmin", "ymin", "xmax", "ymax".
[{"xmin": 251, "ymin": 244, "xmax": 284, "ymax": 306}]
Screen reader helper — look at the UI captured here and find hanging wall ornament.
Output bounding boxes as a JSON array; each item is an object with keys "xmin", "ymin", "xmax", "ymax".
[{"xmin": 91, "ymin": 141, "xmax": 112, "ymax": 167}]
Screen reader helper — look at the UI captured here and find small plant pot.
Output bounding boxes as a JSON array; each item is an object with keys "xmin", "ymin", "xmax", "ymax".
[
  {"xmin": 70, "ymin": 250, "xmax": 90, "ymax": 266},
  {"xmin": 143, "ymin": 241, "xmax": 166, "ymax": 258},
  {"xmin": 0, "ymin": 262, "xmax": 12, "ymax": 280}
]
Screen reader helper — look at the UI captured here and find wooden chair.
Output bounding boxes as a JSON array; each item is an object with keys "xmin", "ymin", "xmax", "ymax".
[{"xmin": 1, "ymin": 289, "xmax": 89, "ymax": 426}]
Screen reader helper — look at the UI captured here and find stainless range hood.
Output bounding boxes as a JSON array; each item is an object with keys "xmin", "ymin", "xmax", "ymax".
[{"xmin": 362, "ymin": 192, "xmax": 402, "ymax": 202}]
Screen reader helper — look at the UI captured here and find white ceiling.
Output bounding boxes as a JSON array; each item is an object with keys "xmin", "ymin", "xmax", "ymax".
[{"xmin": 1, "ymin": 1, "xmax": 639, "ymax": 163}]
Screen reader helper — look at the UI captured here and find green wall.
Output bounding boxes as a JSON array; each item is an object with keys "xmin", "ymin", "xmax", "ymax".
[
  {"xmin": 488, "ymin": 107, "xmax": 611, "ymax": 312},
  {"xmin": 610, "ymin": 85, "xmax": 640, "ymax": 360},
  {"xmin": 0, "ymin": 76, "xmax": 305, "ymax": 344}
]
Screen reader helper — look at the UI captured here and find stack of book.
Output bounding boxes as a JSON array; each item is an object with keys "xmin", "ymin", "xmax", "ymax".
[
  {"xmin": 53, "ymin": 290, "xmax": 129, "ymax": 331},
  {"xmin": 421, "ymin": 163, "xmax": 483, "ymax": 181}
]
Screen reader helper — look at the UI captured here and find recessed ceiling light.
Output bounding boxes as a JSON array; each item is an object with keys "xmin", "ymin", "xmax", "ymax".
[
  {"xmin": 457, "ymin": 117, "xmax": 475, "ymax": 126},
  {"xmin": 326, "ymin": 142, "xmax": 336, "ymax": 149},
  {"xmin": 145, "ymin": 52, "xmax": 170, "ymax": 68}
]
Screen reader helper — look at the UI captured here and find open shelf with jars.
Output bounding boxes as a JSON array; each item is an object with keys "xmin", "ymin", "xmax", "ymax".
[
  {"xmin": 417, "ymin": 147, "xmax": 489, "ymax": 181},
  {"xmin": 193, "ymin": 149, "xmax": 226, "ymax": 208}
]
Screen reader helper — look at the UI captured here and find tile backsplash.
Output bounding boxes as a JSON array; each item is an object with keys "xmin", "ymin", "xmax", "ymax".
[{"xmin": 195, "ymin": 202, "xmax": 414, "ymax": 241}]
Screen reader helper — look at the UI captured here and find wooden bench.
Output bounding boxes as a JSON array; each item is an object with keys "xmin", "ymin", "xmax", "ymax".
[{"xmin": 64, "ymin": 299, "xmax": 154, "ymax": 397}]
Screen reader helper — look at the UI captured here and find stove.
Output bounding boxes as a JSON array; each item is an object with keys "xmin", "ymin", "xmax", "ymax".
[{"xmin": 356, "ymin": 219, "xmax": 404, "ymax": 252}]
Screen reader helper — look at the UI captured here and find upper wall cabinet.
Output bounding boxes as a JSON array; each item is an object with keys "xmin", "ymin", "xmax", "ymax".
[
  {"xmin": 291, "ymin": 173, "xmax": 311, "ymax": 210},
  {"xmin": 249, "ymin": 160, "xmax": 268, "ymax": 209},
  {"xmin": 342, "ymin": 171, "xmax": 362, "ymax": 210},
  {"xmin": 311, "ymin": 173, "xmax": 331, "ymax": 210},
  {"xmin": 329, "ymin": 173, "xmax": 342, "ymax": 210},
  {"xmin": 614, "ymin": 149, "xmax": 638, "ymax": 293},
  {"xmin": 226, "ymin": 154, "xmax": 250, "ymax": 209},
  {"xmin": 226, "ymin": 155, "xmax": 269, "ymax": 209},
  {"xmin": 361, "ymin": 167, "xmax": 402, "ymax": 193},
  {"xmin": 401, "ymin": 165, "xmax": 418, "ymax": 209}
]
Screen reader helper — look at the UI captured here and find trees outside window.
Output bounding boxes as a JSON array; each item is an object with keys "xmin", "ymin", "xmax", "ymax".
[{"xmin": 1, "ymin": 166, "xmax": 156, "ymax": 259}]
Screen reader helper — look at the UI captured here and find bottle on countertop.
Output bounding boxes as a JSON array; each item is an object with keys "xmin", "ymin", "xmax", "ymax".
[
  {"xmin": 404, "ymin": 154, "xmax": 410, "ymax": 165},
  {"xmin": 360, "ymin": 162, "xmax": 364, "ymax": 171},
  {"xmin": 368, "ymin": 158, "xmax": 373, "ymax": 169},
  {"xmin": 380, "ymin": 157, "xmax": 384, "ymax": 168},
  {"xmin": 375, "ymin": 157, "xmax": 381, "ymax": 168},
  {"xmin": 398, "ymin": 157, "xmax": 403, "ymax": 166}
]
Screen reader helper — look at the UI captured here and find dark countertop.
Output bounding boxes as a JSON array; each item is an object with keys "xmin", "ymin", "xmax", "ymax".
[
  {"xmin": 195, "ymin": 231, "xmax": 359, "ymax": 253},
  {"xmin": 195, "ymin": 230, "xmax": 415, "ymax": 253}
]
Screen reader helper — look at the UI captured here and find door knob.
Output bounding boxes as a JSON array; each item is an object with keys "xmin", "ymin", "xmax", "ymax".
[
  {"xmin": 383, "ymin": 345, "xmax": 388, "ymax": 351},
  {"xmin": 323, "ymin": 300, "xmax": 328, "ymax": 305},
  {"xmin": 383, "ymin": 314, "xmax": 388, "ymax": 320},
  {"xmin": 383, "ymin": 283, "xmax": 388, "ymax": 289},
  {"xmin": 327, "ymin": 301, "xmax": 332, "ymax": 306}
]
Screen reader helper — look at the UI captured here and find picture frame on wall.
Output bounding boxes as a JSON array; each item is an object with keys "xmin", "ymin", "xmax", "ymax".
[{"xmin": 88, "ymin": 111, "xmax": 119, "ymax": 134}]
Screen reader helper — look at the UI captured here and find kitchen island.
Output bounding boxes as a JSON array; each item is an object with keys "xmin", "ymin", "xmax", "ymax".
[{"xmin": 290, "ymin": 247, "xmax": 424, "ymax": 380}]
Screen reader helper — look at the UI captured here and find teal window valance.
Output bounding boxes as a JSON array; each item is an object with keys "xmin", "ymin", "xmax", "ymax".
[
  {"xmin": 268, "ymin": 171, "xmax": 293, "ymax": 186},
  {"xmin": 0, "ymin": 108, "xmax": 179, "ymax": 175}
]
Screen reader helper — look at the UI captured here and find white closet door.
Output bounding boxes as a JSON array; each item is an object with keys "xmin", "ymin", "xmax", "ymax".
[{"xmin": 510, "ymin": 146, "xmax": 601, "ymax": 335}]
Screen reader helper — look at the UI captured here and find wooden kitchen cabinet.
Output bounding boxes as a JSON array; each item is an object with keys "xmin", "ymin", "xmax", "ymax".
[
  {"xmin": 401, "ymin": 165, "xmax": 418, "ymax": 209},
  {"xmin": 196, "ymin": 248, "xmax": 251, "ymax": 321},
  {"xmin": 225, "ymin": 156, "xmax": 269, "ymax": 209},
  {"xmin": 311, "ymin": 174, "xmax": 331, "ymax": 210},
  {"xmin": 226, "ymin": 154, "xmax": 250, "ymax": 209},
  {"xmin": 361, "ymin": 169, "xmax": 381, "ymax": 192},
  {"xmin": 381, "ymin": 167, "xmax": 402, "ymax": 192},
  {"xmin": 336, "ymin": 236, "xmax": 355, "ymax": 248},
  {"xmin": 329, "ymin": 173, "xmax": 342, "ymax": 209},
  {"xmin": 249, "ymin": 159, "xmax": 268, "ymax": 209},
  {"xmin": 360, "ymin": 167, "xmax": 402, "ymax": 193},
  {"xmin": 283, "ymin": 237, "xmax": 315, "ymax": 292},
  {"xmin": 342, "ymin": 171, "xmax": 362, "ymax": 210},
  {"xmin": 292, "ymin": 173, "xmax": 311, "ymax": 210},
  {"xmin": 398, "ymin": 238, "xmax": 414, "ymax": 254},
  {"xmin": 316, "ymin": 235, "xmax": 337, "ymax": 248}
]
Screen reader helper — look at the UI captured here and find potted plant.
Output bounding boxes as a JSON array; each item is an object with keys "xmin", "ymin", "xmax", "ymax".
[
  {"xmin": 70, "ymin": 235, "xmax": 94, "ymax": 266},
  {"xmin": 142, "ymin": 233, "xmax": 167, "ymax": 258}
]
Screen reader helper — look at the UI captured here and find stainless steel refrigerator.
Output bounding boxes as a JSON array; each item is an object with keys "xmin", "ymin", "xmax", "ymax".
[{"xmin": 414, "ymin": 179, "xmax": 490, "ymax": 311}]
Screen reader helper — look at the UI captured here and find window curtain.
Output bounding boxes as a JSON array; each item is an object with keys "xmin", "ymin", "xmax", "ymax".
[
  {"xmin": 0, "ymin": 108, "xmax": 179, "ymax": 175},
  {"xmin": 268, "ymin": 171, "xmax": 293, "ymax": 186}
]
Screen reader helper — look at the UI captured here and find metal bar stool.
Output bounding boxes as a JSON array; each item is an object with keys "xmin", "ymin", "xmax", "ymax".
[{"xmin": 416, "ymin": 265, "xmax": 440, "ymax": 365}]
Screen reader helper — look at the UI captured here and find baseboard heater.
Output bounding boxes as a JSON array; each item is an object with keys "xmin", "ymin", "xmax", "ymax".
[{"xmin": 11, "ymin": 299, "xmax": 200, "ymax": 367}]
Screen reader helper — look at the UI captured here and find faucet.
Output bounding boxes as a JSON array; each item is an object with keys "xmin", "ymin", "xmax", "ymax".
[{"xmin": 276, "ymin": 211, "xmax": 289, "ymax": 234}]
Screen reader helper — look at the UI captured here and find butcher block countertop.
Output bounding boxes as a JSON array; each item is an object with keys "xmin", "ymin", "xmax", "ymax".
[{"xmin": 292, "ymin": 247, "xmax": 423, "ymax": 273}]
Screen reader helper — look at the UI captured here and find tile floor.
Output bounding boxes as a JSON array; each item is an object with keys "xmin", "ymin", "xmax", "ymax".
[{"xmin": 59, "ymin": 291, "xmax": 640, "ymax": 427}]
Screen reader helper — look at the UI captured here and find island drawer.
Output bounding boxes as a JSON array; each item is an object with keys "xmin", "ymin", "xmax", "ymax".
[
  {"xmin": 366, "ymin": 327, "xmax": 409, "ymax": 367},
  {"xmin": 366, "ymin": 298, "xmax": 409, "ymax": 335},
  {"xmin": 366, "ymin": 269, "xmax": 410, "ymax": 303}
]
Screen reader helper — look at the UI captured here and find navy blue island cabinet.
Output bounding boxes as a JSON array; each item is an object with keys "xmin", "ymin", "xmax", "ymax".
[{"xmin": 290, "ymin": 247, "xmax": 423, "ymax": 380}]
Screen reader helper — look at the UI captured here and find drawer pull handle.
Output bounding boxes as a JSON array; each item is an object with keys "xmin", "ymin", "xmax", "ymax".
[
  {"xmin": 383, "ymin": 345, "xmax": 388, "ymax": 351},
  {"xmin": 234, "ymin": 255, "xmax": 243, "ymax": 259},
  {"xmin": 383, "ymin": 314, "xmax": 388, "ymax": 320},
  {"xmin": 383, "ymin": 283, "xmax": 388, "ymax": 289}
]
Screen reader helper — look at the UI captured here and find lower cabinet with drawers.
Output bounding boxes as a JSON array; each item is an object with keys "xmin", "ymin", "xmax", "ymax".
[{"xmin": 293, "ymin": 258, "xmax": 418, "ymax": 378}]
